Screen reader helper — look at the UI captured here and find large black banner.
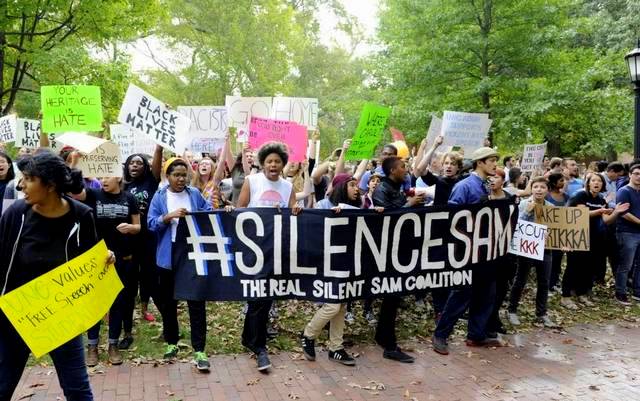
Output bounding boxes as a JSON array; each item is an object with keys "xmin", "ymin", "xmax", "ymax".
[{"xmin": 172, "ymin": 200, "xmax": 517, "ymax": 302}]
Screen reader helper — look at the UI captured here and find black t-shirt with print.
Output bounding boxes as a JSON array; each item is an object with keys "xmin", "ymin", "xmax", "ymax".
[
  {"xmin": 84, "ymin": 189, "xmax": 139, "ymax": 256},
  {"xmin": 124, "ymin": 175, "xmax": 158, "ymax": 231}
]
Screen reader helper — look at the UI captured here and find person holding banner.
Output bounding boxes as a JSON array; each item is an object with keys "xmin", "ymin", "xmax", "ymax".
[
  {"xmin": 564, "ymin": 173, "xmax": 628, "ymax": 307},
  {"xmin": 235, "ymin": 141, "xmax": 301, "ymax": 372},
  {"xmin": 148, "ymin": 157, "xmax": 213, "ymax": 372},
  {"xmin": 413, "ymin": 135, "xmax": 464, "ymax": 319},
  {"xmin": 76, "ymin": 175, "xmax": 141, "ymax": 366},
  {"xmin": 359, "ymin": 144, "xmax": 412, "ymax": 193},
  {"xmin": 123, "ymin": 146, "xmax": 163, "ymax": 327},
  {"xmin": 432, "ymin": 147, "xmax": 505, "ymax": 355},
  {"xmin": 300, "ymin": 173, "xmax": 365, "ymax": 366},
  {"xmin": 372, "ymin": 156, "xmax": 425, "ymax": 363},
  {"xmin": 0, "ymin": 151, "xmax": 114, "ymax": 401},
  {"xmin": 507, "ymin": 177, "xmax": 555, "ymax": 328}
]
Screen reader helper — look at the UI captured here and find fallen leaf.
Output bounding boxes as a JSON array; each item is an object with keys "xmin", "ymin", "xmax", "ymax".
[
  {"xmin": 410, "ymin": 380, "xmax": 422, "ymax": 385},
  {"xmin": 589, "ymin": 385, "xmax": 600, "ymax": 391},
  {"xmin": 27, "ymin": 383, "xmax": 44, "ymax": 388},
  {"xmin": 247, "ymin": 378, "xmax": 260, "ymax": 386},
  {"xmin": 288, "ymin": 393, "xmax": 300, "ymax": 399},
  {"xmin": 404, "ymin": 389, "xmax": 411, "ymax": 398},
  {"xmin": 17, "ymin": 393, "xmax": 35, "ymax": 400},
  {"xmin": 325, "ymin": 391, "xmax": 333, "ymax": 396},
  {"xmin": 165, "ymin": 390, "xmax": 175, "ymax": 396}
]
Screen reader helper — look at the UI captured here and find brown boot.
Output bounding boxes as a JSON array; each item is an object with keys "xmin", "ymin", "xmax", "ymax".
[
  {"xmin": 86, "ymin": 345, "xmax": 99, "ymax": 367},
  {"xmin": 108, "ymin": 344, "xmax": 123, "ymax": 365}
]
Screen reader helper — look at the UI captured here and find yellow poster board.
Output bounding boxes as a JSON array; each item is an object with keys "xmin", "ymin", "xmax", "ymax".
[{"xmin": 0, "ymin": 240, "xmax": 122, "ymax": 358}]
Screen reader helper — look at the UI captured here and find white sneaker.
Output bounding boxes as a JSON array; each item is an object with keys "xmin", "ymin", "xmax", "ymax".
[
  {"xmin": 577, "ymin": 295, "xmax": 594, "ymax": 307},
  {"xmin": 560, "ymin": 297, "xmax": 578, "ymax": 310},
  {"xmin": 507, "ymin": 312, "xmax": 521, "ymax": 326},
  {"xmin": 537, "ymin": 315, "xmax": 555, "ymax": 328},
  {"xmin": 344, "ymin": 311, "xmax": 355, "ymax": 324}
]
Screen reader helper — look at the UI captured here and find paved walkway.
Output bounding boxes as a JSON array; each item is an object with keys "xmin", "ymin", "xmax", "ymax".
[{"xmin": 11, "ymin": 322, "xmax": 640, "ymax": 401}]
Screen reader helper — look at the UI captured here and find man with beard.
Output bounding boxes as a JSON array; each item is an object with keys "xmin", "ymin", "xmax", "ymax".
[
  {"xmin": 432, "ymin": 147, "xmax": 507, "ymax": 355},
  {"xmin": 563, "ymin": 158, "xmax": 584, "ymax": 198}
]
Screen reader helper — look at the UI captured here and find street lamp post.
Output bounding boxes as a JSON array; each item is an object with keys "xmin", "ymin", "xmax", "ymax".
[{"xmin": 625, "ymin": 39, "xmax": 640, "ymax": 158}]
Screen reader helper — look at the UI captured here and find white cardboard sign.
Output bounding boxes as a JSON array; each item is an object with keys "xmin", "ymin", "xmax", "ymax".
[
  {"xmin": 0, "ymin": 114, "xmax": 17, "ymax": 143},
  {"xmin": 56, "ymin": 133, "xmax": 122, "ymax": 177},
  {"xmin": 509, "ymin": 219, "xmax": 547, "ymax": 261},
  {"xmin": 441, "ymin": 111, "xmax": 491, "ymax": 155},
  {"xmin": 225, "ymin": 96, "xmax": 272, "ymax": 142},
  {"xmin": 117, "ymin": 84, "xmax": 190, "ymax": 152},
  {"xmin": 271, "ymin": 97, "xmax": 319, "ymax": 130}
]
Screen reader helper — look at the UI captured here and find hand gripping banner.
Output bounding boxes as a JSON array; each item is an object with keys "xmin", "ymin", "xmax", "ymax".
[{"xmin": 172, "ymin": 200, "xmax": 518, "ymax": 302}]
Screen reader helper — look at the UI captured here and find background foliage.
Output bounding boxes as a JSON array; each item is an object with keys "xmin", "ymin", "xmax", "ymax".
[{"xmin": 1, "ymin": 0, "xmax": 638, "ymax": 159}]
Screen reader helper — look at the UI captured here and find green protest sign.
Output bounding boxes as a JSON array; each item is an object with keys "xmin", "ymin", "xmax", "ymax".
[
  {"xmin": 345, "ymin": 103, "xmax": 391, "ymax": 160},
  {"xmin": 41, "ymin": 85, "xmax": 103, "ymax": 132}
]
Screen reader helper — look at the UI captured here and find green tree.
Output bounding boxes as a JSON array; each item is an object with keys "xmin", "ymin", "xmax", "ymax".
[{"xmin": 0, "ymin": 0, "xmax": 164, "ymax": 118}]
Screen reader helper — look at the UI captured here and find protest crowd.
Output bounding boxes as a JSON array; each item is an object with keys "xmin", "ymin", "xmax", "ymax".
[{"xmin": 1, "ymin": 90, "xmax": 639, "ymax": 401}]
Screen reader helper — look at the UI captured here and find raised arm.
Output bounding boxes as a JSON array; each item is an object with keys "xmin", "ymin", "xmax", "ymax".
[
  {"xmin": 151, "ymin": 145, "xmax": 163, "ymax": 181},
  {"xmin": 414, "ymin": 135, "xmax": 443, "ymax": 177},
  {"xmin": 335, "ymin": 139, "xmax": 351, "ymax": 175},
  {"xmin": 354, "ymin": 159, "xmax": 369, "ymax": 181}
]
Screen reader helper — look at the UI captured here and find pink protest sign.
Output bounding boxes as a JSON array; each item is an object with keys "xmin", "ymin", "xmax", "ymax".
[{"xmin": 248, "ymin": 117, "xmax": 308, "ymax": 162}]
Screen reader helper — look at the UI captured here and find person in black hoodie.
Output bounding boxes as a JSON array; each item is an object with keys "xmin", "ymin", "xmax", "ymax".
[
  {"xmin": 0, "ymin": 151, "xmax": 114, "ymax": 401},
  {"xmin": 372, "ymin": 156, "xmax": 425, "ymax": 363}
]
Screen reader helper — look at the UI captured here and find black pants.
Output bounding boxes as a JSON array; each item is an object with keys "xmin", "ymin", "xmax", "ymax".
[
  {"xmin": 242, "ymin": 300, "xmax": 273, "ymax": 353},
  {"xmin": 509, "ymin": 252, "xmax": 552, "ymax": 317},
  {"xmin": 155, "ymin": 268, "xmax": 207, "ymax": 352},
  {"xmin": 375, "ymin": 296, "xmax": 401, "ymax": 351},
  {"xmin": 563, "ymin": 242, "xmax": 605, "ymax": 297},
  {"xmin": 87, "ymin": 257, "xmax": 135, "ymax": 343},
  {"xmin": 431, "ymin": 288, "xmax": 451, "ymax": 316},
  {"xmin": 488, "ymin": 256, "xmax": 517, "ymax": 333},
  {"xmin": 549, "ymin": 250, "xmax": 564, "ymax": 289},
  {"xmin": 434, "ymin": 263, "xmax": 496, "ymax": 342},
  {"xmin": 0, "ymin": 315, "xmax": 93, "ymax": 400},
  {"xmin": 135, "ymin": 232, "xmax": 159, "ymax": 305}
]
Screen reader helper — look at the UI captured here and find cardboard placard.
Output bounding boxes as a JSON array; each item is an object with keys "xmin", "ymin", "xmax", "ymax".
[
  {"xmin": 509, "ymin": 220, "xmax": 547, "ymax": 260},
  {"xmin": 534, "ymin": 205, "xmax": 590, "ymax": 251},
  {"xmin": 109, "ymin": 124, "xmax": 157, "ymax": 161},
  {"xmin": 520, "ymin": 143, "xmax": 547, "ymax": 172},
  {"xmin": 225, "ymin": 96, "xmax": 272, "ymax": 142},
  {"xmin": 177, "ymin": 106, "xmax": 228, "ymax": 139},
  {"xmin": 0, "ymin": 241, "xmax": 122, "ymax": 357},
  {"xmin": 248, "ymin": 117, "xmax": 308, "ymax": 162},
  {"xmin": 40, "ymin": 85, "xmax": 103, "ymax": 132},
  {"xmin": 0, "ymin": 114, "xmax": 17, "ymax": 143},
  {"xmin": 344, "ymin": 103, "xmax": 391, "ymax": 161},
  {"xmin": 56, "ymin": 133, "xmax": 122, "ymax": 177},
  {"xmin": 15, "ymin": 118, "xmax": 40, "ymax": 148},
  {"xmin": 271, "ymin": 97, "xmax": 319, "ymax": 130},
  {"xmin": 426, "ymin": 115, "xmax": 442, "ymax": 148},
  {"xmin": 441, "ymin": 111, "xmax": 491, "ymax": 155},
  {"xmin": 117, "ymin": 84, "xmax": 190, "ymax": 152}
]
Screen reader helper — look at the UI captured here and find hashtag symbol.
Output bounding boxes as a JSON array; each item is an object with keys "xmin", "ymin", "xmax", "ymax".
[{"xmin": 185, "ymin": 214, "xmax": 234, "ymax": 276}]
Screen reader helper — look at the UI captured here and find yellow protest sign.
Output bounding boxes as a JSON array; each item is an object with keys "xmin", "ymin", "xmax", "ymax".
[{"xmin": 0, "ymin": 240, "xmax": 122, "ymax": 358}]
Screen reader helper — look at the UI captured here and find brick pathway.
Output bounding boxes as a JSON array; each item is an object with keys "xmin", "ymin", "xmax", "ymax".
[{"xmin": 11, "ymin": 322, "xmax": 640, "ymax": 401}]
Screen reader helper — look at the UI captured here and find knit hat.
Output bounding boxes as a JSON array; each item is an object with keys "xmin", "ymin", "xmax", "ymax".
[
  {"xmin": 331, "ymin": 173, "xmax": 355, "ymax": 190},
  {"xmin": 163, "ymin": 157, "xmax": 184, "ymax": 176}
]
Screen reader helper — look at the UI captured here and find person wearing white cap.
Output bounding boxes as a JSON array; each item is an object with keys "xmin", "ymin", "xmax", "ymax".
[{"xmin": 432, "ymin": 146, "xmax": 506, "ymax": 355}]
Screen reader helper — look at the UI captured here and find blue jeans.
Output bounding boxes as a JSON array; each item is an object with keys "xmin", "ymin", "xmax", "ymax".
[
  {"xmin": 0, "ymin": 314, "xmax": 93, "ymax": 400},
  {"xmin": 434, "ymin": 264, "xmax": 496, "ymax": 341},
  {"xmin": 616, "ymin": 231, "xmax": 640, "ymax": 296}
]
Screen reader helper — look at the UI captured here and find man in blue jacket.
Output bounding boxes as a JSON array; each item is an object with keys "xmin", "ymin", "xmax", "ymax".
[{"xmin": 432, "ymin": 147, "xmax": 507, "ymax": 355}]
